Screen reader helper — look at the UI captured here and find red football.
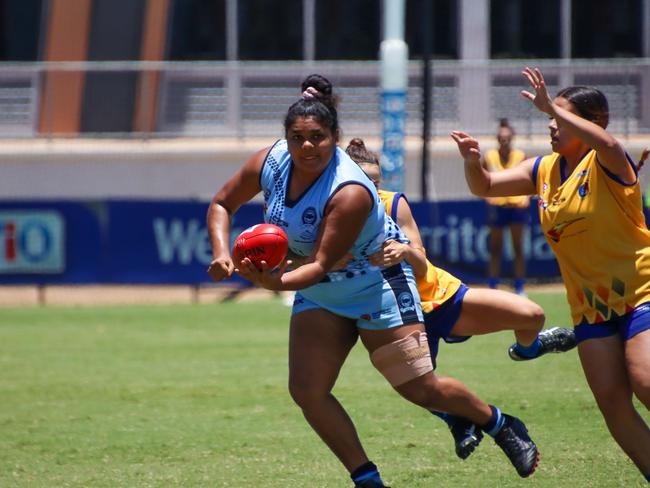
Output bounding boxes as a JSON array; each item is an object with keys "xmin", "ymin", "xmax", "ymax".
[{"xmin": 232, "ymin": 223, "xmax": 289, "ymax": 270}]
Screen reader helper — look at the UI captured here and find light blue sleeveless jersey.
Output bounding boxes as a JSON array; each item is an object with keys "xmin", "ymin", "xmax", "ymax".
[{"xmin": 259, "ymin": 140, "xmax": 423, "ymax": 330}]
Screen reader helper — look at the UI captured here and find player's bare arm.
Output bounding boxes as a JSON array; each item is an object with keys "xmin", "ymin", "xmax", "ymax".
[
  {"xmin": 279, "ymin": 184, "xmax": 373, "ymax": 290},
  {"xmin": 452, "ymin": 131, "xmax": 536, "ymax": 198},
  {"xmin": 206, "ymin": 147, "xmax": 268, "ymax": 282}
]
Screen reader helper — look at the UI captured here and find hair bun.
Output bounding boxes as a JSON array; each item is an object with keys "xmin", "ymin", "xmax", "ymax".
[
  {"xmin": 301, "ymin": 74, "xmax": 333, "ymax": 95},
  {"xmin": 348, "ymin": 137, "xmax": 366, "ymax": 149}
]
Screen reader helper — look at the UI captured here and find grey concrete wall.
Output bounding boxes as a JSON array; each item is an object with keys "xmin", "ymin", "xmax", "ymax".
[{"xmin": 2, "ymin": 137, "xmax": 649, "ymax": 201}]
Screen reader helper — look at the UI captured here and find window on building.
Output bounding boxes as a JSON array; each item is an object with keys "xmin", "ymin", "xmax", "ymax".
[
  {"xmin": 238, "ymin": 0, "xmax": 302, "ymax": 60},
  {"xmin": 167, "ymin": 0, "xmax": 226, "ymax": 60},
  {"xmin": 315, "ymin": 0, "xmax": 380, "ymax": 60},
  {"xmin": 572, "ymin": 0, "xmax": 641, "ymax": 57},
  {"xmin": 491, "ymin": 0, "xmax": 560, "ymax": 58},
  {"xmin": 0, "ymin": 0, "xmax": 43, "ymax": 61},
  {"xmin": 406, "ymin": 0, "xmax": 458, "ymax": 59}
]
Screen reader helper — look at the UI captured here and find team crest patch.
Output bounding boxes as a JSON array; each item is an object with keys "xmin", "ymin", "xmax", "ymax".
[
  {"xmin": 299, "ymin": 206, "xmax": 318, "ymax": 241},
  {"xmin": 302, "ymin": 207, "xmax": 317, "ymax": 225},
  {"xmin": 578, "ymin": 182, "xmax": 589, "ymax": 198},
  {"xmin": 398, "ymin": 292, "xmax": 416, "ymax": 314}
]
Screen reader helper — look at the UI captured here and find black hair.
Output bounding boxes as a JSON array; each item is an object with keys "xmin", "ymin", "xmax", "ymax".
[
  {"xmin": 345, "ymin": 137, "xmax": 379, "ymax": 166},
  {"xmin": 498, "ymin": 117, "xmax": 515, "ymax": 136},
  {"xmin": 284, "ymin": 74, "xmax": 339, "ymax": 135},
  {"xmin": 556, "ymin": 86, "xmax": 610, "ymax": 128}
]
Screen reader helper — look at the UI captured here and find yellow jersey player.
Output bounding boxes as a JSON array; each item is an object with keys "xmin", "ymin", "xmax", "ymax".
[
  {"xmin": 482, "ymin": 119, "xmax": 529, "ymax": 295},
  {"xmin": 346, "ymin": 137, "xmax": 575, "ymax": 469},
  {"xmin": 452, "ymin": 66, "xmax": 650, "ymax": 483}
]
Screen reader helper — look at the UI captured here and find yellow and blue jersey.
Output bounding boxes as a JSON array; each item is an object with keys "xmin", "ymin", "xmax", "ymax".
[
  {"xmin": 484, "ymin": 148, "xmax": 529, "ymax": 208},
  {"xmin": 378, "ymin": 189, "xmax": 461, "ymax": 314},
  {"xmin": 533, "ymin": 150, "xmax": 650, "ymax": 325}
]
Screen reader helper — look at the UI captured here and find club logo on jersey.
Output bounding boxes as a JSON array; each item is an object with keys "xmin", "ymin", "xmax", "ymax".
[
  {"xmin": 546, "ymin": 217, "xmax": 586, "ymax": 242},
  {"xmin": 302, "ymin": 207, "xmax": 317, "ymax": 225},
  {"xmin": 578, "ymin": 182, "xmax": 589, "ymax": 198},
  {"xmin": 299, "ymin": 206, "xmax": 318, "ymax": 241},
  {"xmin": 397, "ymin": 292, "xmax": 416, "ymax": 314}
]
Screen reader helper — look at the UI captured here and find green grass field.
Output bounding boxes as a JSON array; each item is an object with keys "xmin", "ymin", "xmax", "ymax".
[{"xmin": 0, "ymin": 291, "xmax": 648, "ymax": 487}]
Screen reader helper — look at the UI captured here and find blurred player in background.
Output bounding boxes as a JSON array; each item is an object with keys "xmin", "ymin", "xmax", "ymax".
[
  {"xmin": 452, "ymin": 66, "xmax": 650, "ymax": 482},
  {"xmin": 346, "ymin": 136, "xmax": 575, "ymax": 460},
  {"xmin": 207, "ymin": 74, "xmax": 541, "ymax": 486},
  {"xmin": 483, "ymin": 119, "xmax": 529, "ymax": 295}
]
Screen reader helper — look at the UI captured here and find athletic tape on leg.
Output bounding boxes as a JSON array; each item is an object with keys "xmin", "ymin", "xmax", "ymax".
[{"xmin": 370, "ymin": 331, "xmax": 434, "ymax": 387}]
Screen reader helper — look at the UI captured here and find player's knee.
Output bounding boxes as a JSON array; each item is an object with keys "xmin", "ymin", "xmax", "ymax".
[
  {"xmin": 630, "ymin": 374, "xmax": 650, "ymax": 409},
  {"xmin": 520, "ymin": 300, "xmax": 545, "ymax": 330},
  {"xmin": 590, "ymin": 381, "xmax": 632, "ymax": 414},
  {"xmin": 370, "ymin": 331, "xmax": 434, "ymax": 393},
  {"xmin": 288, "ymin": 380, "xmax": 327, "ymax": 409}
]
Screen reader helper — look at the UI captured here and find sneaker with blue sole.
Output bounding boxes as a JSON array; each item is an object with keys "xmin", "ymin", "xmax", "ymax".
[{"xmin": 508, "ymin": 326, "xmax": 576, "ymax": 361}]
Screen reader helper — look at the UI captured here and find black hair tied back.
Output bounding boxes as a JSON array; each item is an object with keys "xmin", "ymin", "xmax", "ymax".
[{"xmin": 284, "ymin": 74, "xmax": 339, "ymax": 135}]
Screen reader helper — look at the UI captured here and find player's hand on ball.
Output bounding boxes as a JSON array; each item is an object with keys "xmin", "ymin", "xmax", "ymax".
[
  {"xmin": 207, "ymin": 256, "xmax": 235, "ymax": 281},
  {"xmin": 236, "ymin": 257, "xmax": 293, "ymax": 290}
]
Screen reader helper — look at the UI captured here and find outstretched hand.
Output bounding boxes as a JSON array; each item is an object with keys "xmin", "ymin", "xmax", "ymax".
[
  {"xmin": 450, "ymin": 131, "xmax": 481, "ymax": 162},
  {"xmin": 235, "ymin": 257, "xmax": 293, "ymax": 291},
  {"xmin": 521, "ymin": 67, "xmax": 554, "ymax": 115}
]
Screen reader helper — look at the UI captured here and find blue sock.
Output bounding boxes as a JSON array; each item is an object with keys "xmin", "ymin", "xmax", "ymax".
[
  {"xmin": 350, "ymin": 461, "xmax": 383, "ymax": 486},
  {"xmin": 488, "ymin": 277, "xmax": 499, "ymax": 289},
  {"xmin": 482, "ymin": 405, "xmax": 506, "ymax": 437},
  {"xmin": 514, "ymin": 278, "xmax": 525, "ymax": 294},
  {"xmin": 513, "ymin": 338, "xmax": 541, "ymax": 358},
  {"xmin": 431, "ymin": 410, "xmax": 459, "ymax": 427}
]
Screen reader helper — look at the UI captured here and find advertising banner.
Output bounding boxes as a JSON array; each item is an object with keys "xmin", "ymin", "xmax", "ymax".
[
  {"xmin": 0, "ymin": 199, "xmax": 560, "ymax": 285},
  {"xmin": 0, "ymin": 211, "xmax": 65, "ymax": 273}
]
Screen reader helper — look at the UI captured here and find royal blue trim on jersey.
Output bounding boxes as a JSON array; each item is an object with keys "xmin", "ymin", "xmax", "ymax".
[
  {"xmin": 598, "ymin": 152, "xmax": 638, "ymax": 187},
  {"xmin": 391, "ymin": 192, "xmax": 404, "ymax": 221},
  {"xmin": 559, "ymin": 156, "xmax": 568, "ymax": 184},
  {"xmin": 532, "ymin": 156, "xmax": 542, "ymax": 187}
]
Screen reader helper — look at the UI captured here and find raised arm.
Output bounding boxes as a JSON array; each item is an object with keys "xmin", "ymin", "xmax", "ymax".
[
  {"xmin": 451, "ymin": 131, "xmax": 537, "ymax": 198},
  {"xmin": 521, "ymin": 67, "xmax": 633, "ymax": 182},
  {"xmin": 206, "ymin": 147, "xmax": 268, "ymax": 282}
]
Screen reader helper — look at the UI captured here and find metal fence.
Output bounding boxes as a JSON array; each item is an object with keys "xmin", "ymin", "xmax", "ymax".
[{"xmin": 0, "ymin": 59, "xmax": 649, "ymax": 138}]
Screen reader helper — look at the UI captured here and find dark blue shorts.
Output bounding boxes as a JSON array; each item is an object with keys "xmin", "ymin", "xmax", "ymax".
[
  {"xmin": 424, "ymin": 283, "xmax": 471, "ymax": 368},
  {"xmin": 574, "ymin": 302, "xmax": 650, "ymax": 344},
  {"xmin": 487, "ymin": 205, "xmax": 530, "ymax": 228}
]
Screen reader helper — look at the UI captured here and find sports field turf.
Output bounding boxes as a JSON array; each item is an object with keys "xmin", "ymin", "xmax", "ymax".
[{"xmin": 0, "ymin": 291, "xmax": 647, "ymax": 487}]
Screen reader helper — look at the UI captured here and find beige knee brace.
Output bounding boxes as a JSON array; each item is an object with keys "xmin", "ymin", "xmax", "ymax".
[{"xmin": 370, "ymin": 331, "xmax": 433, "ymax": 387}]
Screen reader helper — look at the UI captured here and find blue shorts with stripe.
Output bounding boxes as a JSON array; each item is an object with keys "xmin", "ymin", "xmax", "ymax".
[
  {"xmin": 423, "ymin": 283, "xmax": 471, "ymax": 368},
  {"xmin": 574, "ymin": 302, "xmax": 650, "ymax": 344},
  {"xmin": 292, "ymin": 263, "xmax": 423, "ymax": 330}
]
